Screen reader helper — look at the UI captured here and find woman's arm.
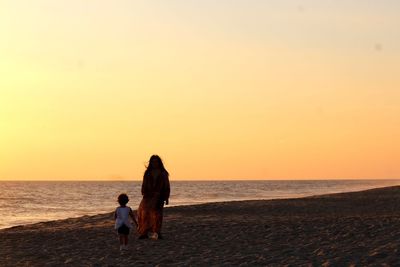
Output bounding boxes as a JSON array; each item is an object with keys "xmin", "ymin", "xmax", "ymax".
[
  {"xmin": 163, "ymin": 173, "xmax": 170, "ymax": 205},
  {"xmin": 141, "ymin": 174, "xmax": 147, "ymax": 196},
  {"xmin": 129, "ymin": 208, "xmax": 138, "ymax": 227}
]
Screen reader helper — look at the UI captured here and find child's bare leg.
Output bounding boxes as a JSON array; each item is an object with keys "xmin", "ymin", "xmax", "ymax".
[
  {"xmin": 124, "ymin": 235, "xmax": 128, "ymax": 245},
  {"xmin": 119, "ymin": 235, "xmax": 124, "ymax": 245}
]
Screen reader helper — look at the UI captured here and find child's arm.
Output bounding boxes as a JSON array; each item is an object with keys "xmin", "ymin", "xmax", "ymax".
[
  {"xmin": 114, "ymin": 208, "xmax": 117, "ymax": 220},
  {"xmin": 129, "ymin": 208, "xmax": 138, "ymax": 227}
]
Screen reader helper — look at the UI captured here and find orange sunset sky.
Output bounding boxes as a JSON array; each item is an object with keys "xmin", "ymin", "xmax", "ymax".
[{"xmin": 1, "ymin": 1, "xmax": 399, "ymax": 180}]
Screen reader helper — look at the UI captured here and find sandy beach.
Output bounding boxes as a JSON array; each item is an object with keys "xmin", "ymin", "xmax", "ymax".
[{"xmin": 1, "ymin": 186, "xmax": 400, "ymax": 266}]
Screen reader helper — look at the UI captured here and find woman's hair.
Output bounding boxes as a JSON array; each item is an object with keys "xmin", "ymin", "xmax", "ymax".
[
  {"xmin": 144, "ymin": 155, "xmax": 169, "ymax": 177},
  {"xmin": 118, "ymin": 193, "xmax": 129, "ymax": 206}
]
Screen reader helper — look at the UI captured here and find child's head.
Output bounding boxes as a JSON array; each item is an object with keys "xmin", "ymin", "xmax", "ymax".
[{"xmin": 117, "ymin": 193, "xmax": 129, "ymax": 206}]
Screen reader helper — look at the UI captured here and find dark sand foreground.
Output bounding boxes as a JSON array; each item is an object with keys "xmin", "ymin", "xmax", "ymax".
[{"xmin": 1, "ymin": 186, "xmax": 400, "ymax": 266}]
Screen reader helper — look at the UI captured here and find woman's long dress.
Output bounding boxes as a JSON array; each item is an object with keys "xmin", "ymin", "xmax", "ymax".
[{"xmin": 137, "ymin": 171, "xmax": 170, "ymax": 236}]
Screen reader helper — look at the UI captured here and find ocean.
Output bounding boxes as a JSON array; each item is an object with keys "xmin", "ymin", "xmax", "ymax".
[{"xmin": 1, "ymin": 180, "xmax": 399, "ymax": 229}]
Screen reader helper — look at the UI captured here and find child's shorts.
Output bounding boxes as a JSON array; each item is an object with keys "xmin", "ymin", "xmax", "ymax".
[{"xmin": 117, "ymin": 224, "xmax": 130, "ymax": 235}]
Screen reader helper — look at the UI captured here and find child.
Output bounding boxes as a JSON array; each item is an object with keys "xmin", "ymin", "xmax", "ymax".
[{"xmin": 114, "ymin": 193, "xmax": 138, "ymax": 251}]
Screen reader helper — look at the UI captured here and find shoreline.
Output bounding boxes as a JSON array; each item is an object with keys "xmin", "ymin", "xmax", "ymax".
[
  {"xmin": 1, "ymin": 183, "xmax": 400, "ymax": 231},
  {"xmin": 0, "ymin": 184, "xmax": 400, "ymax": 232},
  {"xmin": 1, "ymin": 185, "xmax": 400, "ymax": 266}
]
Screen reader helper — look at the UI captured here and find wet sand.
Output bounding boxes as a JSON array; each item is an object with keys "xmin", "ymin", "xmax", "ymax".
[{"xmin": 1, "ymin": 186, "xmax": 400, "ymax": 266}]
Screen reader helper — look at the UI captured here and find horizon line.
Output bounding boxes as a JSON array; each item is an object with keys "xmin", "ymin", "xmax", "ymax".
[{"xmin": 1, "ymin": 178, "xmax": 400, "ymax": 182}]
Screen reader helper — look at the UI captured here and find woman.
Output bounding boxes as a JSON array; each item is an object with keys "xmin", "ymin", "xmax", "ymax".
[{"xmin": 137, "ymin": 155, "xmax": 170, "ymax": 239}]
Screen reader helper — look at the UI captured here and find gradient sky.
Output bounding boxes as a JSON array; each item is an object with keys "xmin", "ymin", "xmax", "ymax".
[{"xmin": 1, "ymin": 0, "xmax": 399, "ymax": 180}]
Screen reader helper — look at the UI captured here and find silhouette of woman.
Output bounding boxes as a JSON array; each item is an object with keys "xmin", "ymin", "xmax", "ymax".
[{"xmin": 137, "ymin": 155, "xmax": 170, "ymax": 239}]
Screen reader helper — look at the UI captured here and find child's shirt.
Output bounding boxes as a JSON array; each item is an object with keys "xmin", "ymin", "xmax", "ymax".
[{"xmin": 115, "ymin": 206, "xmax": 133, "ymax": 229}]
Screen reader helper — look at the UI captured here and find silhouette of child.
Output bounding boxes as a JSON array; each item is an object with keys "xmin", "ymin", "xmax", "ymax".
[{"xmin": 114, "ymin": 193, "xmax": 138, "ymax": 251}]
